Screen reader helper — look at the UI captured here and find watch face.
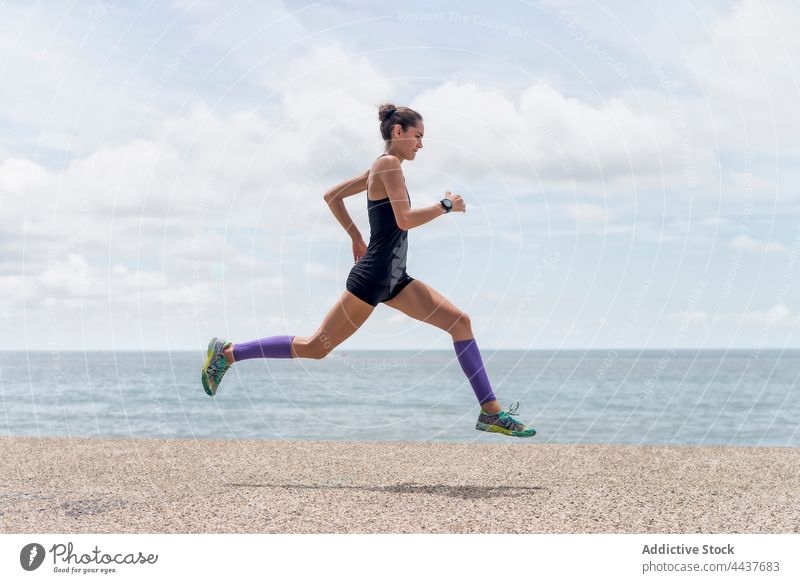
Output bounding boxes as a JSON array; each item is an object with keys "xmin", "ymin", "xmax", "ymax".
[{"xmin": 443, "ymin": 199, "xmax": 452, "ymax": 209}]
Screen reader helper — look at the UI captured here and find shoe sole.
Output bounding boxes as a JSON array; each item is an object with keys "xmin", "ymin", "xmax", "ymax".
[
  {"xmin": 475, "ymin": 421, "xmax": 536, "ymax": 437},
  {"xmin": 201, "ymin": 338, "xmax": 218, "ymax": 397}
]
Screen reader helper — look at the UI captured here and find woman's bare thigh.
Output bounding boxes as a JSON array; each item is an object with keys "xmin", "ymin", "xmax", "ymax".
[
  {"xmin": 292, "ymin": 290, "xmax": 375, "ymax": 358},
  {"xmin": 382, "ymin": 279, "xmax": 472, "ymax": 340}
]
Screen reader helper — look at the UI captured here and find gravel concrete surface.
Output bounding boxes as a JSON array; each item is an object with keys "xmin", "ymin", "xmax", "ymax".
[{"xmin": 1, "ymin": 436, "xmax": 797, "ymax": 533}]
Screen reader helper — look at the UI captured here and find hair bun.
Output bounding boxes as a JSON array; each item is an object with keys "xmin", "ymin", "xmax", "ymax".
[{"xmin": 378, "ymin": 102, "xmax": 397, "ymax": 122}]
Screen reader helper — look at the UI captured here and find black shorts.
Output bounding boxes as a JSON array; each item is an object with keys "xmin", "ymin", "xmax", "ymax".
[{"xmin": 346, "ymin": 270, "xmax": 415, "ymax": 307}]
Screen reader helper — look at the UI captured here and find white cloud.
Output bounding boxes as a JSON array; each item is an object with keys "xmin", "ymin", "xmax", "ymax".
[
  {"xmin": 669, "ymin": 304, "xmax": 796, "ymax": 330},
  {"xmin": 0, "ymin": 4, "xmax": 180, "ymax": 159},
  {"xmin": 565, "ymin": 202, "xmax": 608, "ymax": 224},
  {"xmin": 668, "ymin": 309, "xmax": 709, "ymax": 326},
  {"xmin": 728, "ymin": 234, "xmax": 786, "ymax": 253},
  {"xmin": 746, "ymin": 304, "xmax": 792, "ymax": 326},
  {"xmin": 1, "ymin": 98, "xmax": 370, "ymax": 250},
  {"xmin": 713, "ymin": 304, "xmax": 794, "ymax": 326},
  {"xmin": 36, "ymin": 252, "xmax": 210, "ymax": 307},
  {"xmin": 305, "ymin": 262, "xmax": 339, "ymax": 280},
  {"xmin": 0, "ymin": 275, "xmax": 24, "ymax": 319},
  {"xmin": 689, "ymin": 0, "xmax": 800, "ymax": 153},
  {"xmin": 533, "ymin": 1, "xmax": 799, "ymax": 205},
  {"xmin": 410, "ymin": 80, "xmax": 689, "ymax": 194},
  {"xmin": 0, "ymin": 34, "xmax": 408, "ymax": 351},
  {"xmin": 0, "ymin": 158, "xmax": 51, "ymax": 195}
]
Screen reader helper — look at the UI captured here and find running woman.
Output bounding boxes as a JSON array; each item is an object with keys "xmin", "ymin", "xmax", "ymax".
[{"xmin": 201, "ymin": 103, "xmax": 536, "ymax": 437}]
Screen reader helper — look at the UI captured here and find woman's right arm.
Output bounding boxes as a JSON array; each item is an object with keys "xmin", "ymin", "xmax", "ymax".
[
  {"xmin": 376, "ymin": 156, "xmax": 464, "ymax": 231},
  {"xmin": 323, "ymin": 169, "xmax": 370, "ymax": 242}
]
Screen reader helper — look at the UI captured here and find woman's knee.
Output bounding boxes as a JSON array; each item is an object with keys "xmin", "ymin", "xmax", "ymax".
[
  {"xmin": 297, "ymin": 334, "xmax": 337, "ymax": 360},
  {"xmin": 451, "ymin": 312, "xmax": 472, "ymax": 335}
]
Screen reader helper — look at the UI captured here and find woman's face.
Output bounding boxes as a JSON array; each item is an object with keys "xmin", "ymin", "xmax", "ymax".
[{"xmin": 392, "ymin": 121, "xmax": 424, "ymax": 161}]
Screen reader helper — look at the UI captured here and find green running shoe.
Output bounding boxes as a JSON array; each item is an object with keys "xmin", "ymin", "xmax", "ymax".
[
  {"xmin": 201, "ymin": 337, "xmax": 232, "ymax": 397},
  {"xmin": 475, "ymin": 400, "xmax": 537, "ymax": 437}
]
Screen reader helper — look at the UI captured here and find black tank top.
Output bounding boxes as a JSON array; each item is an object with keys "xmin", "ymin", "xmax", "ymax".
[{"xmin": 354, "ymin": 154, "xmax": 410, "ymax": 284}]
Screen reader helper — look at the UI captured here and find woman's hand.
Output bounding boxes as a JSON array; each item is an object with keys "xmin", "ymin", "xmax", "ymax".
[
  {"xmin": 352, "ymin": 236, "xmax": 368, "ymax": 263},
  {"xmin": 444, "ymin": 191, "xmax": 466, "ymax": 213}
]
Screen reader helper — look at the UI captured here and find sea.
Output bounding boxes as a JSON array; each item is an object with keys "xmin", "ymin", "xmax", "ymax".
[{"xmin": 1, "ymin": 349, "xmax": 798, "ymax": 446}]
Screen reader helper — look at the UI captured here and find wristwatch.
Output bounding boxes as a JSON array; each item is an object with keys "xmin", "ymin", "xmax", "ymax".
[{"xmin": 440, "ymin": 198, "xmax": 453, "ymax": 213}]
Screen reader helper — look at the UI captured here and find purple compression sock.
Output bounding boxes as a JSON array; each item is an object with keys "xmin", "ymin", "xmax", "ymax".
[
  {"xmin": 232, "ymin": 335, "xmax": 296, "ymax": 361},
  {"xmin": 453, "ymin": 338, "xmax": 497, "ymax": 406}
]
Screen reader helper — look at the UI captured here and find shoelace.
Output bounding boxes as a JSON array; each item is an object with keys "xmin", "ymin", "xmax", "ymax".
[
  {"xmin": 483, "ymin": 401, "xmax": 520, "ymax": 418},
  {"xmin": 501, "ymin": 401, "xmax": 525, "ymax": 431}
]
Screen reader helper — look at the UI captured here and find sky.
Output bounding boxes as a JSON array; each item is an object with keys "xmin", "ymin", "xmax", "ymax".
[{"xmin": 2, "ymin": 0, "xmax": 799, "ymax": 351}]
